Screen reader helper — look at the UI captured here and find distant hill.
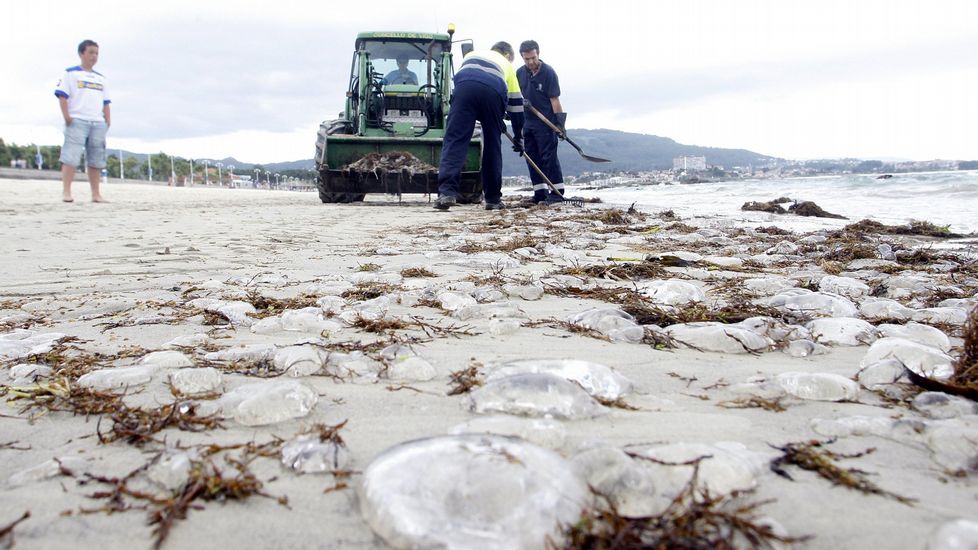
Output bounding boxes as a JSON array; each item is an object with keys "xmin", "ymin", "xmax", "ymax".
[
  {"xmin": 502, "ymin": 129, "xmax": 775, "ymax": 176},
  {"xmin": 264, "ymin": 159, "xmax": 315, "ymax": 172}
]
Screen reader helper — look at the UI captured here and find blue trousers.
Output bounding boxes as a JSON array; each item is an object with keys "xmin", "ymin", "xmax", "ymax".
[
  {"xmin": 437, "ymin": 80, "xmax": 505, "ymax": 203},
  {"xmin": 524, "ymin": 125, "xmax": 564, "ymax": 198}
]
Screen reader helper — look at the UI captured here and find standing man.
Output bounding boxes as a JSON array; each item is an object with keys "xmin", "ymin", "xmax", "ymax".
[
  {"xmin": 55, "ymin": 39, "xmax": 111, "ymax": 203},
  {"xmin": 517, "ymin": 40, "xmax": 565, "ymax": 203},
  {"xmin": 434, "ymin": 41, "xmax": 524, "ymax": 211}
]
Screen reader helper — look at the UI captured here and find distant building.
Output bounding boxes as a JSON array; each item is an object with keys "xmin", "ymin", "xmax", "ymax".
[{"xmin": 672, "ymin": 156, "xmax": 707, "ymax": 171}]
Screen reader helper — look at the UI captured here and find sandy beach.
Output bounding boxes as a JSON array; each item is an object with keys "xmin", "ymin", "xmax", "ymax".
[{"xmin": 1, "ymin": 178, "xmax": 976, "ymax": 549}]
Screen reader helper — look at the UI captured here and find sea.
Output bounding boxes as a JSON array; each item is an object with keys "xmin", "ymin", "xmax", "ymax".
[{"xmin": 569, "ymin": 170, "xmax": 978, "ymax": 235}]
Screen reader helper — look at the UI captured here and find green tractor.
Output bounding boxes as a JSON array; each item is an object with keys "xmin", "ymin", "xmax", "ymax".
[{"xmin": 314, "ymin": 27, "xmax": 483, "ymax": 204}]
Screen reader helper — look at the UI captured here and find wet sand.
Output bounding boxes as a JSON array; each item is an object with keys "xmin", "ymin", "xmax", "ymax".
[{"xmin": 0, "ymin": 178, "xmax": 975, "ymax": 549}]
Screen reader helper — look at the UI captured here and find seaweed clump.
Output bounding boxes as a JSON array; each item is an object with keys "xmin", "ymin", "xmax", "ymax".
[
  {"xmin": 100, "ymin": 401, "xmax": 223, "ymax": 447},
  {"xmin": 770, "ymin": 439, "xmax": 915, "ymax": 505},
  {"xmin": 556, "ymin": 261, "xmax": 666, "ymax": 282},
  {"xmin": 561, "ymin": 462, "xmax": 808, "ymax": 549},
  {"xmin": 242, "ymin": 290, "xmax": 321, "ymax": 319},
  {"xmin": 841, "ymin": 219, "xmax": 965, "ymax": 239},
  {"xmin": 742, "ymin": 199, "xmax": 845, "ymax": 219},
  {"xmin": 400, "ymin": 267, "xmax": 437, "ymax": 278},
  {"xmin": 63, "ymin": 440, "xmax": 288, "ymax": 549},
  {"xmin": 447, "ymin": 364, "xmax": 483, "ymax": 395}
]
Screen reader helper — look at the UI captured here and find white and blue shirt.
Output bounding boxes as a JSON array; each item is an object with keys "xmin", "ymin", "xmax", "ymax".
[{"xmin": 55, "ymin": 66, "xmax": 111, "ymax": 122}]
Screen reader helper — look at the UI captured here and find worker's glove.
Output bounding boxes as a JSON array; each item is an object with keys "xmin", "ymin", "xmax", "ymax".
[
  {"xmin": 554, "ymin": 112, "xmax": 567, "ymax": 137},
  {"xmin": 512, "ymin": 138, "xmax": 524, "ymax": 156}
]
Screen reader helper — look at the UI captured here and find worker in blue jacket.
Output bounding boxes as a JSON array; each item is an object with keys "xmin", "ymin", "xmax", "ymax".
[
  {"xmin": 517, "ymin": 39, "xmax": 565, "ymax": 203},
  {"xmin": 434, "ymin": 41, "xmax": 524, "ymax": 211}
]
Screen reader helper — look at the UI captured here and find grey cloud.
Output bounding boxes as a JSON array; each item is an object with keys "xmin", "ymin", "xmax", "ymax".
[
  {"xmin": 572, "ymin": 37, "xmax": 978, "ymax": 117},
  {"xmin": 107, "ymin": 19, "xmax": 354, "ymax": 140}
]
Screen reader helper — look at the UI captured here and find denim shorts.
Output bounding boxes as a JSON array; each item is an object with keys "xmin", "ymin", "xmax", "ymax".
[{"xmin": 60, "ymin": 119, "xmax": 108, "ymax": 168}]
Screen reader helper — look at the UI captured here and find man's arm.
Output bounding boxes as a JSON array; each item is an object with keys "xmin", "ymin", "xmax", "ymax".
[
  {"xmin": 550, "ymin": 96, "xmax": 563, "ymax": 114},
  {"xmin": 103, "ymin": 103, "xmax": 111, "ymax": 128},
  {"xmin": 58, "ymin": 96, "xmax": 71, "ymax": 125}
]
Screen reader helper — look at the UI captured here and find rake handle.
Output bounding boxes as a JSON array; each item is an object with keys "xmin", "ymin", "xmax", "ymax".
[{"xmin": 502, "ymin": 129, "xmax": 564, "ymax": 198}]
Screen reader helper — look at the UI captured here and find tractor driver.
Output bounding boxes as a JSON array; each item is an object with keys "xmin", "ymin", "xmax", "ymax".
[{"xmin": 383, "ymin": 56, "xmax": 418, "ymax": 85}]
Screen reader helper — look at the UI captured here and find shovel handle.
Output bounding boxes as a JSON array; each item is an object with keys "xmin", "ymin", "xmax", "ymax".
[{"xmin": 525, "ymin": 103, "xmax": 566, "ymax": 138}]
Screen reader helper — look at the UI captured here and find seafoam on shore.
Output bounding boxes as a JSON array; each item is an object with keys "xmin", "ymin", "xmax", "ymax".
[{"xmin": 1, "ymin": 179, "xmax": 976, "ymax": 549}]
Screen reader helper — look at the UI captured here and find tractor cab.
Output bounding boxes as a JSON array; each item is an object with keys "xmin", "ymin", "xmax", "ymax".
[{"xmin": 349, "ymin": 34, "xmax": 449, "ymax": 137}]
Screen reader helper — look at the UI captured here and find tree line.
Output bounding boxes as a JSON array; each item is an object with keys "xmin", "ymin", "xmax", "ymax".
[{"xmin": 0, "ymin": 138, "xmax": 256, "ymax": 183}]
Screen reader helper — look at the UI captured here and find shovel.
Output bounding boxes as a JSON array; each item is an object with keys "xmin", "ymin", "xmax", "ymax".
[
  {"xmin": 524, "ymin": 103, "xmax": 611, "ymax": 163},
  {"xmin": 503, "ymin": 129, "xmax": 583, "ymax": 206}
]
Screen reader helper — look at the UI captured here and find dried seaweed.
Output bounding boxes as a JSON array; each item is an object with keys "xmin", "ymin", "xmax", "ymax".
[
  {"xmin": 0, "ymin": 510, "xmax": 30, "ymax": 548},
  {"xmin": 99, "ymin": 401, "xmax": 224, "ymax": 447},
  {"xmin": 299, "ymin": 420, "xmax": 348, "ymax": 446},
  {"xmin": 594, "ymin": 395, "xmax": 640, "ymax": 411},
  {"xmin": 7, "ymin": 379, "xmax": 125, "ymax": 418},
  {"xmin": 400, "ymin": 267, "xmax": 437, "ymax": 278},
  {"xmin": 346, "ymin": 151, "xmax": 435, "ymax": 173},
  {"xmin": 718, "ymin": 396, "xmax": 787, "ymax": 412},
  {"xmin": 666, "ymin": 371, "xmax": 698, "ymax": 388},
  {"xmin": 447, "ymin": 364, "xmax": 483, "ymax": 395},
  {"xmin": 341, "ymin": 282, "xmax": 404, "ymax": 301},
  {"xmin": 455, "ymin": 235, "xmax": 541, "ymax": 253},
  {"xmin": 556, "ymin": 261, "xmax": 667, "ymax": 282},
  {"xmin": 954, "ymin": 306, "xmax": 978, "ymax": 387},
  {"xmin": 770, "ymin": 439, "xmax": 915, "ymax": 505},
  {"xmin": 150, "ymin": 457, "xmax": 282, "ymax": 549},
  {"xmin": 621, "ymin": 299, "xmax": 783, "ymax": 327},
  {"xmin": 839, "ymin": 219, "xmax": 966, "ymax": 239},
  {"xmin": 525, "ymin": 319, "xmax": 611, "ymax": 342},
  {"xmin": 242, "ymin": 290, "xmax": 321, "ymax": 319},
  {"xmin": 409, "ymin": 316, "xmax": 478, "ymax": 338},
  {"xmin": 414, "ymin": 296, "xmax": 443, "ymax": 309},
  {"xmin": 211, "ymin": 357, "xmax": 283, "ymax": 378},
  {"xmin": 356, "ymin": 262, "xmax": 381, "ymax": 272},
  {"xmin": 568, "ymin": 207, "xmax": 647, "ymax": 226},
  {"xmin": 347, "ymin": 314, "xmax": 408, "ymax": 333},
  {"xmin": 560, "ymin": 461, "xmax": 808, "ymax": 549},
  {"xmin": 755, "ymin": 226, "xmax": 793, "ymax": 236},
  {"xmin": 0, "ymin": 299, "xmax": 27, "ymax": 310},
  {"xmin": 202, "ymin": 310, "xmax": 232, "ymax": 325},
  {"xmin": 66, "ymin": 441, "xmax": 287, "ymax": 550},
  {"xmin": 663, "ymin": 222, "xmax": 699, "ymax": 233}
]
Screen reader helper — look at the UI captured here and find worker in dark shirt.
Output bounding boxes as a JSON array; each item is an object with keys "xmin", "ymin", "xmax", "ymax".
[
  {"xmin": 517, "ymin": 40, "xmax": 566, "ymax": 203},
  {"xmin": 434, "ymin": 41, "xmax": 524, "ymax": 211}
]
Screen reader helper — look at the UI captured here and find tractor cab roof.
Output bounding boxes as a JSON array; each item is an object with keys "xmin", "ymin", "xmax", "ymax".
[{"xmin": 355, "ymin": 32, "xmax": 451, "ymax": 49}]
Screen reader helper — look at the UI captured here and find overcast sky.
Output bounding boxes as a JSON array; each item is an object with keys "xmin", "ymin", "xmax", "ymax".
[{"xmin": 3, "ymin": 0, "xmax": 976, "ymax": 163}]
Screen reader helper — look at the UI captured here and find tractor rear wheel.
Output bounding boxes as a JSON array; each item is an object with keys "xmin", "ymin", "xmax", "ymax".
[{"xmin": 316, "ymin": 171, "xmax": 365, "ymax": 203}]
